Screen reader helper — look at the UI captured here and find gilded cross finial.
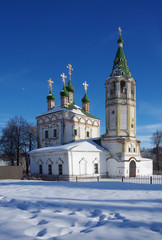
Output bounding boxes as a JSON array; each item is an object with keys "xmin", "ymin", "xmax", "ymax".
[
  {"xmin": 118, "ymin": 26, "xmax": 122, "ymax": 36},
  {"xmin": 48, "ymin": 78, "xmax": 53, "ymax": 92},
  {"xmin": 83, "ymin": 81, "xmax": 89, "ymax": 94},
  {"xmin": 61, "ymin": 73, "xmax": 67, "ymax": 86},
  {"xmin": 67, "ymin": 64, "xmax": 73, "ymax": 76}
]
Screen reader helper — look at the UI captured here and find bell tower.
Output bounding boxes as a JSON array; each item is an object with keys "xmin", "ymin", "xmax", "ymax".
[{"xmin": 102, "ymin": 28, "xmax": 141, "ymax": 160}]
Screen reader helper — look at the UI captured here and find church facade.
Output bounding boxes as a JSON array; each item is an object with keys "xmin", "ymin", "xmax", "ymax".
[{"xmin": 29, "ymin": 30, "xmax": 153, "ymax": 179}]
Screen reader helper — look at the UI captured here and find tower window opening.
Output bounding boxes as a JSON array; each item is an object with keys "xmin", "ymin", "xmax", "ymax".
[
  {"xmin": 87, "ymin": 131, "xmax": 90, "ymax": 137},
  {"xmin": 111, "ymin": 82, "xmax": 116, "ymax": 94},
  {"xmin": 134, "ymin": 148, "xmax": 136, "ymax": 152},
  {"xmin": 131, "ymin": 124, "xmax": 134, "ymax": 128},
  {"xmin": 120, "ymin": 81, "xmax": 126, "ymax": 93},
  {"xmin": 131, "ymin": 82, "xmax": 134, "ymax": 94},
  {"xmin": 112, "ymin": 110, "xmax": 115, "ymax": 114},
  {"xmin": 128, "ymin": 148, "xmax": 131, "ymax": 152}
]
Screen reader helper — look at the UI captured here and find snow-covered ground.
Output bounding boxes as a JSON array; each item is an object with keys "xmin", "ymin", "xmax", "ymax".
[{"xmin": 0, "ymin": 180, "xmax": 162, "ymax": 240}]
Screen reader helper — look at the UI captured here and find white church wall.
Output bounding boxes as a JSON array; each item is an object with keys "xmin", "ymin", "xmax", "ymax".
[
  {"xmin": 68, "ymin": 151, "xmax": 106, "ymax": 176},
  {"xmin": 120, "ymin": 105, "xmax": 128, "ymax": 130},
  {"xmin": 30, "ymin": 152, "xmax": 70, "ymax": 176},
  {"xmin": 106, "ymin": 158, "xmax": 125, "ymax": 177}
]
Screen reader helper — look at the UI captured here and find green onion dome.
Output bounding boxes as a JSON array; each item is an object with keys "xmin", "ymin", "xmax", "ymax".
[
  {"xmin": 82, "ymin": 93, "xmax": 90, "ymax": 103},
  {"xmin": 66, "ymin": 80, "xmax": 75, "ymax": 93},
  {"xmin": 60, "ymin": 85, "xmax": 69, "ymax": 97},
  {"xmin": 47, "ymin": 90, "xmax": 55, "ymax": 101}
]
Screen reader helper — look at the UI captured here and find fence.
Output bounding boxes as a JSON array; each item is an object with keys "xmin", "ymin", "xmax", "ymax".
[
  {"xmin": 0, "ymin": 166, "xmax": 23, "ymax": 180},
  {"xmin": 30, "ymin": 174, "xmax": 162, "ymax": 184}
]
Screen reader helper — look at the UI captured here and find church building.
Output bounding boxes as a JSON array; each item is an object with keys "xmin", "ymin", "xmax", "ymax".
[{"xmin": 29, "ymin": 29, "xmax": 152, "ymax": 179}]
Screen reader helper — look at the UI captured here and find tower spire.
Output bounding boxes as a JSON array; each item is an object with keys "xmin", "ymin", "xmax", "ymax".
[{"xmin": 110, "ymin": 27, "xmax": 131, "ymax": 78}]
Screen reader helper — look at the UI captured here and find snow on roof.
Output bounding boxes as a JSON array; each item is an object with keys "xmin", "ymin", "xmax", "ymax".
[
  {"xmin": 37, "ymin": 104, "xmax": 98, "ymax": 119},
  {"xmin": 29, "ymin": 139, "xmax": 107, "ymax": 154}
]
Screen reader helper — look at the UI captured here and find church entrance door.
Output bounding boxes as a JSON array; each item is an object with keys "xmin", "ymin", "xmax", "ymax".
[{"xmin": 129, "ymin": 160, "xmax": 136, "ymax": 177}]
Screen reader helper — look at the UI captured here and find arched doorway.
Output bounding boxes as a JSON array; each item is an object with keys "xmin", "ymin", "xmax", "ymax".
[{"xmin": 129, "ymin": 160, "xmax": 136, "ymax": 177}]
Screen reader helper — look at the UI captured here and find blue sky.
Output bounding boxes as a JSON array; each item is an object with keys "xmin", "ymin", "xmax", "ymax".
[{"xmin": 0, "ymin": 0, "xmax": 162, "ymax": 148}]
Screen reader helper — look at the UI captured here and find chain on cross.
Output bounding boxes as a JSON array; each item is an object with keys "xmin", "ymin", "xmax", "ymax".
[
  {"xmin": 61, "ymin": 73, "xmax": 67, "ymax": 86},
  {"xmin": 83, "ymin": 81, "xmax": 89, "ymax": 93}
]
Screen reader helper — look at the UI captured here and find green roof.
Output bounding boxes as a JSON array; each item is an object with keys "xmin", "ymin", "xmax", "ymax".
[
  {"xmin": 66, "ymin": 79, "xmax": 75, "ymax": 93},
  {"xmin": 110, "ymin": 36, "xmax": 131, "ymax": 78},
  {"xmin": 60, "ymin": 85, "xmax": 69, "ymax": 97},
  {"xmin": 47, "ymin": 90, "xmax": 55, "ymax": 101},
  {"xmin": 82, "ymin": 93, "xmax": 90, "ymax": 103}
]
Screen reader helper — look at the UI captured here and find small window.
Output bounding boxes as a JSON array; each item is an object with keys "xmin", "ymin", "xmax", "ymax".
[
  {"xmin": 94, "ymin": 163, "xmax": 98, "ymax": 174},
  {"xmin": 74, "ymin": 129, "xmax": 77, "ymax": 136},
  {"xmin": 58, "ymin": 164, "xmax": 63, "ymax": 175},
  {"xmin": 39, "ymin": 165, "xmax": 43, "ymax": 174},
  {"xmin": 134, "ymin": 148, "xmax": 136, "ymax": 152},
  {"xmin": 48, "ymin": 164, "xmax": 52, "ymax": 175},
  {"xmin": 112, "ymin": 110, "xmax": 115, "ymax": 114},
  {"xmin": 53, "ymin": 129, "xmax": 57, "ymax": 138},
  {"xmin": 45, "ymin": 130, "xmax": 48, "ymax": 139},
  {"xmin": 128, "ymin": 148, "xmax": 131, "ymax": 152},
  {"xmin": 87, "ymin": 131, "xmax": 89, "ymax": 137},
  {"xmin": 131, "ymin": 124, "xmax": 134, "ymax": 128}
]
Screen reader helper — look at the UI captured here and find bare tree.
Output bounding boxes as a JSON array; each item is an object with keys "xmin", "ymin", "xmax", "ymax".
[
  {"xmin": 0, "ymin": 116, "xmax": 37, "ymax": 168},
  {"xmin": 152, "ymin": 130, "xmax": 162, "ymax": 171}
]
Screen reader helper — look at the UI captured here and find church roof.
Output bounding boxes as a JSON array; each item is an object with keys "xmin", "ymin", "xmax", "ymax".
[
  {"xmin": 29, "ymin": 139, "xmax": 107, "ymax": 154},
  {"xmin": 110, "ymin": 35, "xmax": 131, "ymax": 78},
  {"xmin": 37, "ymin": 103, "xmax": 99, "ymax": 119}
]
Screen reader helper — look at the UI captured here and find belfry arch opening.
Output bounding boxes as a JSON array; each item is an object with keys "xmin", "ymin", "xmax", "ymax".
[
  {"xmin": 120, "ymin": 81, "xmax": 127, "ymax": 95},
  {"xmin": 129, "ymin": 160, "xmax": 136, "ymax": 177}
]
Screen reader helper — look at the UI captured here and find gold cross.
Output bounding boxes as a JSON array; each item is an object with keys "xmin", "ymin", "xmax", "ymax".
[
  {"xmin": 118, "ymin": 26, "xmax": 122, "ymax": 36},
  {"xmin": 48, "ymin": 78, "xmax": 53, "ymax": 91},
  {"xmin": 61, "ymin": 73, "xmax": 67, "ymax": 86},
  {"xmin": 67, "ymin": 64, "xmax": 73, "ymax": 76},
  {"xmin": 83, "ymin": 81, "xmax": 89, "ymax": 93}
]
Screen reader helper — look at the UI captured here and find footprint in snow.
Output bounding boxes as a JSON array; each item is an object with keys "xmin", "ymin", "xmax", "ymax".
[
  {"xmin": 38, "ymin": 219, "xmax": 49, "ymax": 225},
  {"xmin": 36, "ymin": 228, "xmax": 47, "ymax": 237}
]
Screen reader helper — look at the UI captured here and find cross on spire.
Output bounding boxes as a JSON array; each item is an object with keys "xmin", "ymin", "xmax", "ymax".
[
  {"xmin": 61, "ymin": 73, "xmax": 67, "ymax": 86},
  {"xmin": 67, "ymin": 64, "xmax": 73, "ymax": 76},
  {"xmin": 118, "ymin": 26, "xmax": 122, "ymax": 36},
  {"xmin": 48, "ymin": 78, "xmax": 53, "ymax": 92},
  {"xmin": 83, "ymin": 81, "xmax": 89, "ymax": 93}
]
